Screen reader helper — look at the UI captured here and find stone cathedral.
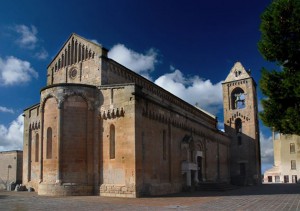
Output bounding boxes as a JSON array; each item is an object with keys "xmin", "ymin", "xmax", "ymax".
[{"xmin": 23, "ymin": 34, "xmax": 261, "ymax": 197}]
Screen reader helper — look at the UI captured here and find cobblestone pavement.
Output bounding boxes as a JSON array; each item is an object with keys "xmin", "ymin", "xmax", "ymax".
[{"xmin": 1, "ymin": 184, "xmax": 300, "ymax": 211}]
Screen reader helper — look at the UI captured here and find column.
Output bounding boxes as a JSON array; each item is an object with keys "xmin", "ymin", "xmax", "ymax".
[
  {"xmin": 39, "ymin": 109, "xmax": 44, "ymax": 183},
  {"xmin": 27, "ymin": 128, "xmax": 32, "ymax": 182},
  {"xmin": 93, "ymin": 110, "xmax": 100, "ymax": 193},
  {"xmin": 56, "ymin": 101, "xmax": 63, "ymax": 184}
]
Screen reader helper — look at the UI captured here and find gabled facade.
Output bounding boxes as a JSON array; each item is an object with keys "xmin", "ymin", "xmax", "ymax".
[
  {"xmin": 222, "ymin": 62, "xmax": 261, "ymax": 185},
  {"xmin": 23, "ymin": 34, "xmax": 231, "ymax": 197}
]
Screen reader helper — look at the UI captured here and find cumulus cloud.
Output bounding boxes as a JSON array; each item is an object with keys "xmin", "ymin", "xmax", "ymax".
[
  {"xmin": 108, "ymin": 44, "xmax": 158, "ymax": 79},
  {"xmin": 154, "ymin": 67, "xmax": 223, "ymax": 115},
  {"xmin": 0, "ymin": 56, "xmax": 38, "ymax": 86},
  {"xmin": 34, "ymin": 48, "xmax": 49, "ymax": 60},
  {"xmin": 0, "ymin": 114, "xmax": 24, "ymax": 151},
  {"xmin": 14, "ymin": 25, "xmax": 38, "ymax": 49},
  {"xmin": 260, "ymin": 132, "xmax": 274, "ymax": 166},
  {"xmin": 11, "ymin": 24, "xmax": 48, "ymax": 60},
  {"xmin": 0, "ymin": 106, "xmax": 14, "ymax": 114}
]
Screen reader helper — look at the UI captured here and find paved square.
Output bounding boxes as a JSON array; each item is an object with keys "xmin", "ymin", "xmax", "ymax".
[{"xmin": 1, "ymin": 184, "xmax": 300, "ymax": 210}]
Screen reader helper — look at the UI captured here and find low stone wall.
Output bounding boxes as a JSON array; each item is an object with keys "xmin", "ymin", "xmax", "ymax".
[
  {"xmin": 99, "ymin": 184, "xmax": 136, "ymax": 198},
  {"xmin": 38, "ymin": 183, "xmax": 93, "ymax": 196}
]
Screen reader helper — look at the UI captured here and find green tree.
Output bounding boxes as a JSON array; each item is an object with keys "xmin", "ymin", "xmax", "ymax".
[{"xmin": 258, "ymin": 0, "xmax": 300, "ymax": 134}]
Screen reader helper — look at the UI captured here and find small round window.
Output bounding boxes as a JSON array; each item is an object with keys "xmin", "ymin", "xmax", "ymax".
[{"xmin": 69, "ymin": 68, "xmax": 77, "ymax": 79}]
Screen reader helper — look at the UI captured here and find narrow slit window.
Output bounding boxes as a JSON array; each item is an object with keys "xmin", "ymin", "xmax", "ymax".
[
  {"xmin": 291, "ymin": 160, "xmax": 296, "ymax": 170},
  {"xmin": 46, "ymin": 127, "xmax": 52, "ymax": 159},
  {"xmin": 35, "ymin": 133, "xmax": 39, "ymax": 162},
  {"xmin": 235, "ymin": 118, "xmax": 242, "ymax": 134},
  {"xmin": 110, "ymin": 124, "xmax": 115, "ymax": 159}
]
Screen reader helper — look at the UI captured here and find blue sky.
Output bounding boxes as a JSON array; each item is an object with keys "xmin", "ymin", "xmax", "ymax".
[{"xmin": 0, "ymin": 0, "xmax": 275, "ymax": 173}]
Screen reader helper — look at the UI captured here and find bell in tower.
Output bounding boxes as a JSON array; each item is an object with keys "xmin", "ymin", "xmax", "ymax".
[{"xmin": 222, "ymin": 62, "xmax": 261, "ymax": 186}]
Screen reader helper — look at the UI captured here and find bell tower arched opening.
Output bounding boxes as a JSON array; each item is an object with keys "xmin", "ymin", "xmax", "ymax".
[{"xmin": 231, "ymin": 87, "xmax": 245, "ymax": 110}]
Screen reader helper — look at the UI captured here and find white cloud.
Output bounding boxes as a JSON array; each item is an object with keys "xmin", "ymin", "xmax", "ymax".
[
  {"xmin": 12, "ymin": 24, "xmax": 48, "ymax": 59},
  {"xmin": 14, "ymin": 25, "xmax": 38, "ymax": 49},
  {"xmin": 34, "ymin": 48, "xmax": 49, "ymax": 60},
  {"xmin": 260, "ymin": 132, "xmax": 274, "ymax": 166},
  {"xmin": 258, "ymin": 100, "xmax": 264, "ymax": 112},
  {"xmin": 217, "ymin": 121, "xmax": 224, "ymax": 131},
  {"xmin": 0, "ymin": 106, "xmax": 14, "ymax": 114},
  {"xmin": 0, "ymin": 56, "xmax": 38, "ymax": 86},
  {"xmin": 0, "ymin": 114, "xmax": 24, "ymax": 151},
  {"xmin": 108, "ymin": 44, "xmax": 158, "ymax": 79},
  {"xmin": 154, "ymin": 67, "xmax": 223, "ymax": 115}
]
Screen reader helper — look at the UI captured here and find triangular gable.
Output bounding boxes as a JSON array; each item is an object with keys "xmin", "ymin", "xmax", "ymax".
[
  {"xmin": 47, "ymin": 33, "xmax": 107, "ymax": 71},
  {"xmin": 224, "ymin": 62, "xmax": 251, "ymax": 82}
]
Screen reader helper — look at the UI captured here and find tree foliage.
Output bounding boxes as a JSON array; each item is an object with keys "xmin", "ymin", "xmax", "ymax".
[{"xmin": 258, "ymin": 0, "xmax": 300, "ymax": 134}]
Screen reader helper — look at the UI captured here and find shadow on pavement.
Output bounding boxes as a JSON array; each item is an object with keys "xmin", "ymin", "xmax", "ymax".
[{"xmin": 151, "ymin": 184, "xmax": 300, "ymax": 198}]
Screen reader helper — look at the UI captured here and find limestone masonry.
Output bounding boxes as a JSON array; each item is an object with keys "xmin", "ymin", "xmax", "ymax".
[
  {"xmin": 0, "ymin": 150, "xmax": 23, "ymax": 190},
  {"xmin": 23, "ymin": 34, "xmax": 261, "ymax": 197}
]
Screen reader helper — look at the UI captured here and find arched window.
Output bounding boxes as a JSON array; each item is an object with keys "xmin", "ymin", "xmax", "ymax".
[
  {"xmin": 231, "ymin": 87, "xmax": 246, "ymax": 109},
  {"xmin": 235, "ymin": 70, "xmax": 242, "ymax": 77},
  {"xmin": 35, "ymin": 133, "xmax": 39, "ymax": 162},
  {"xmin": 235, "ymin": 118, "xmax": 242, "ymax": 134},
  {"xmin": 110, "ymin": 124, "xmax": 115, "ymax": 159},
  {"xmin": 46, "ymin": 127, "xmax": 52, "ymax": 159}
]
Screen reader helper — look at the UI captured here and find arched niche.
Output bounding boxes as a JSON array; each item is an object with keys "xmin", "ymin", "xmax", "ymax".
[{"xmin": 235, "ymin": 118, "xmax": 242, "ymax": 134}]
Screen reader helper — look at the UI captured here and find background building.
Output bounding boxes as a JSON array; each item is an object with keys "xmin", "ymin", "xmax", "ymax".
[
  {"xmin": 264, "ymin": 133, "xmax": 300, "ymax": 183},
  {"xmin": 0, "ymin": 150, "xmax": 23, "ymax": 190}
]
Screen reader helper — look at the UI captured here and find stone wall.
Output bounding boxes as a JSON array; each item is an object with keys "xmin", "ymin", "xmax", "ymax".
[
  {"xmin": 0, "ymin": 151, "xmax": 23, "ymax": 190},
  {"xmin": 23, "ymin": 104, "xmax": 41, "ymax": 191},
  {"xmin": 98, "ymin": 85, "xmax": 137, "ymax": 197},
  {"xmin": 134, "ymin": 84, "xmax": 230, "ymax": 196}
]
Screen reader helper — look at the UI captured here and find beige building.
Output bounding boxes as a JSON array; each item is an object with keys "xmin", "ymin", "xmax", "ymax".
[
  {"xmin": 22, "ymin": 34, "xmax": 260, "ymax": 197},
  {"xmin": 264, "ymin": 133, "xmax": 300, "ymax": 183},
  {"xmin": 0, "ymin": 150, "xmax": 23, "ymax": 190}
]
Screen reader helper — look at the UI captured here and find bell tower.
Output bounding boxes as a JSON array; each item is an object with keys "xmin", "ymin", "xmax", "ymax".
[{"xmin": 222, "ymin": 62, "xmax": 261, "ymax": 185}]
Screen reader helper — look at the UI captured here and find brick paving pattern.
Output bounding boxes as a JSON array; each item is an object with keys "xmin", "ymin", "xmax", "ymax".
[{"xmin": 1, "ymin": 184, "xmax": 300, "ymax": 210}]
